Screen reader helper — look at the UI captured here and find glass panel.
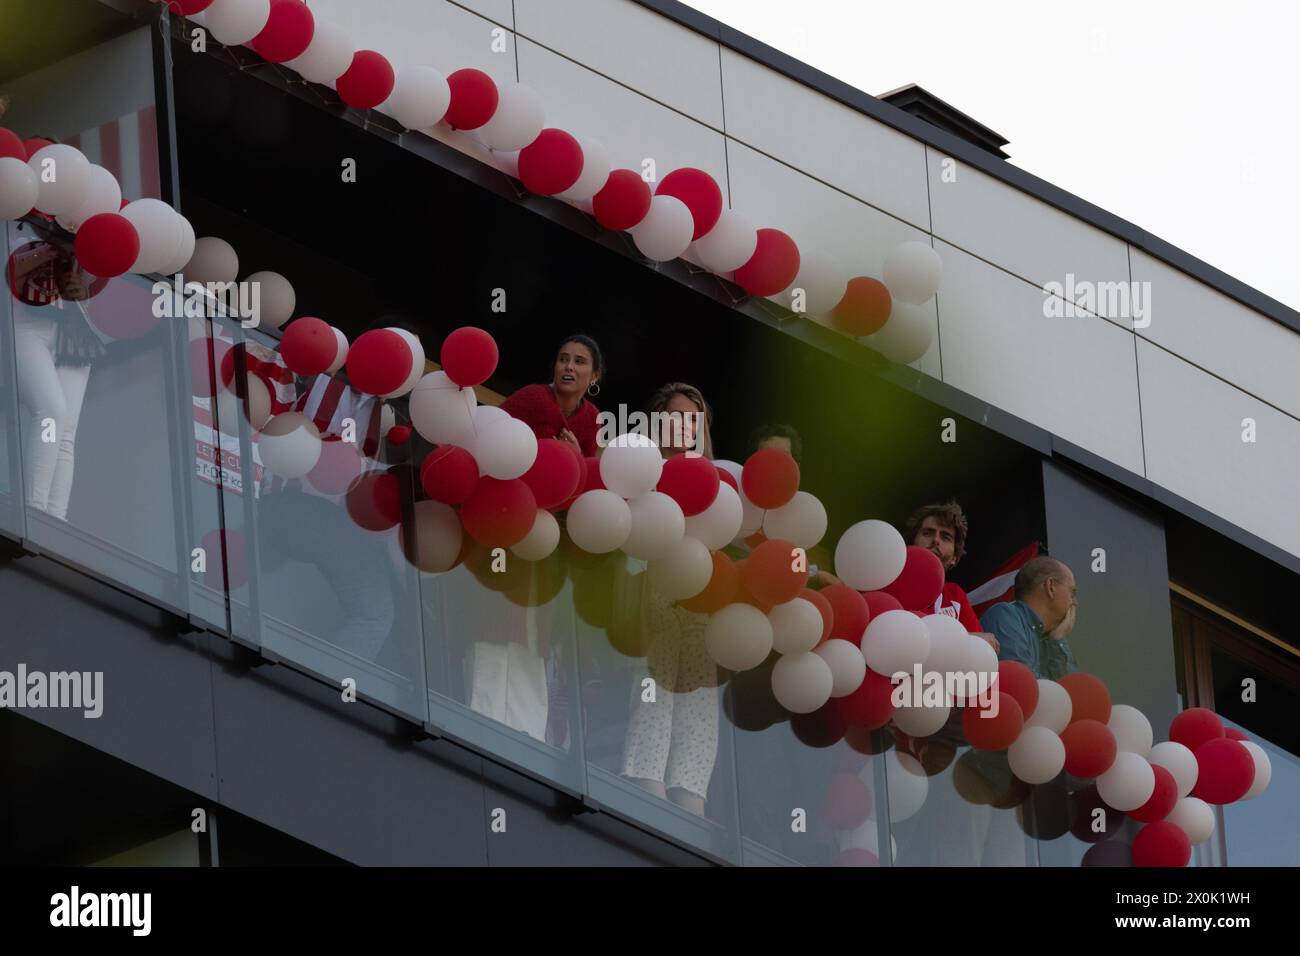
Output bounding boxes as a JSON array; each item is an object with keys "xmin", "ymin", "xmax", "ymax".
[
  {"xmin": 575, "ymin": 554, "xmax": 740, "ymax": 862},
  {"xmin": 0, "ymin": 223, "xmax": 28, "ymax": 540},
  {"xmin": 6, "ymin": 220, "xmax": 195, "ymax": 613},
  {"xmin": 1220, "ymin": 721, "xmax": 1299, "ymax": 865},
  {"xmin": 229, "ymin": 342, "xmax": 429, "ymax": 722}
]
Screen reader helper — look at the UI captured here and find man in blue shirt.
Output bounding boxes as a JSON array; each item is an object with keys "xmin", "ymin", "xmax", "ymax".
[{"xmin": 979, "ymin": 556, "xmax": 1079, "ymax": 680}]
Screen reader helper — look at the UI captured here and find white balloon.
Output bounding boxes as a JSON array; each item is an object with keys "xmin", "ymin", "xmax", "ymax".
[
  {"xmin": 557, "ymin": 136, "xmax": 611, "ymax": 201},
  {"xmin": 56, "ymin": 163, "xmax": 120, "ymax": 232},
  {"xmin": 1149, "ymin": 741, "xmax": 1199, "ymax": 798},
  {"xmin": 815, "ymin": 638, "xmax": 866, "ymax": 698},
  {"xmin": 622, "ymin": 491, "xmax": 686, "ymax": 561},
  {"xmin": 683, "ymin": 481, "xmax": 743, "ymax": 550},
  {"xmin": 738, "ymin": 485, "xmax": 764, "ymax": 537},
  {"xmin": 628, "ymin": 194, "xmax": 693, "ymax": 261},
  {"xmin": 885, "ymin": 751, "xmax": 929, "ymax": 821},
  {"xmin": 457, "ymin": 404, "xmax": 509, "ymax": 457},
  {"xmin": 1107, "ymin": 704, "xmax": 1154, "ymax": 758},
  {"xmin": 891, "ymin": 681, "xmax": 949, "ymax": 737},
  {"xmin": 384, "ymin": 328, "xmax": 426, "ymax": 399},
  {"xmin": 0, "ymin": 158, "xmax": 38, "ymax": 219},
  {"xmin": 882, "ymin": 240, "xmax": 943, "ymax": 305},
  {"xmin": 285, "ymin": 18, "xmax": 354, "ymax": 83},
  {"xmin": 120, "ymin": 199, "xmax": 182, "ymax": 274},
  {"xmin": 647, "ymin": 535, "xmax": 713, "ymax": 601},
  {"xmin": 511, "ymin": 509, "xmax": 560, "ymax": 561},
  {"xmin": 768, "ymin": 597, "xmax": 823, "ymax": 655},
  {"xmin": 705, "ymin": 602, "xmax": 773, "ymax": 672},
  {"xmin": 599, "ymin": 433, "xmax": 663, "ymax": 499},
  {"xmin": 775, "ymin": 249, "xmax": 848, "ymax": 318},
  {"xmin": 771, "ymin": 651, "xmax": 834, "ymax": 714},
  {"xmin": 761, "ymin": 490, "xmax": 827, "ymax": 549},
  {"xmin": 159, "ymin": 214, "xmax": 197, "ymax": 276},
  {"xmin": 475, "ymin": 416, "xmax": 538, "ymax": 480},
  {"xmin": 960, "ymin": 635, "xmax": 1000, "ymax": 698},
  {"xmin": 409, "ymin": 371, "xmax": 476, "ymax": 444},
  {"xmin": 1008, "ymin": 725, "xmax": 1066, "ymax": 784},
  {"xmin": 834, "ymin": 519, "xmax": 907, "ymax": 591},
  {"xmin": 185, "ymin": 236, "xmax": 239, "ymax": 284},
  {"xmin": 476, "ymin": 82, "xmax": 545, "ymax": 152},
  {"xmin": 325, "ymin": 326, "xmax": 349, "ymax": 374},
  {"xmin": 257, "ymin": 412, "xmax": 321, "ymax": 478},
  {"xmin": 861, "ymin": 609, "xmax": 929, "ymax": 676},
  {"xmin": 1096, "ymin": 752, "xmax": 1156, "ymax": 812},
  {"xmin": 838, "ymin": 815, "xmax": 898, "ymax": 861},
  {"xmin": 406, "ymin": 500, "xmax": 463, "ymax": 572},
  {"xmin": 1025, "ymin": 679, "xmax": 1073, "ymax": 733},
  {"xmin": 566, "ymin": 489, "xmax": 632, "ymax": 554},
  {"xmin": 205, "ymin": 0, "xmax": 271, "ymax": 46},
  {"xmin": 28, "ymin": 144, "xmax": 91, "ymax": 216},
  {"xmin": 690, "ymin": 208, "xmax": 757, "ymax": 274},
  {"xmin": 244, "ymin": 270, "xmax": 295, "ymax": 329},
  {"xmin": 921, "ymin": 613, "xmax": 970, "ymax": 679},
  {"xmin": 215, "ymin": 374, "xmax": 271, "ymax": 434},
  {"xmin": 1240, "ymin": 741, "xmax": 1271, "ymax": 799},
  {"xmin": 1167, "ymin": 796, "xmax": 1216, "ymax": 845},
  {"xmin": 864, "ymin": 301, "xmax": 934, "ymax": 365},
  {"xmin": 383, "ymin": 66, "xmax": 451, "ymax": 130}
]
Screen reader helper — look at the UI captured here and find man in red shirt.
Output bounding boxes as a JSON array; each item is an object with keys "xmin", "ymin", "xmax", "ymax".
[{"xmin": 904, "ymin": 501, "xmax": 997, "ymax": 650}]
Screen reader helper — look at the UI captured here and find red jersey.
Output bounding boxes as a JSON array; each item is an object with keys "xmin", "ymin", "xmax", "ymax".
[
  {"xmin": 499, "ymin": 383, "xmax": 600, "ymax": 457},
  {"xmin": 932, "ymin": 581, "xmax": 981, "ymax": 632}
]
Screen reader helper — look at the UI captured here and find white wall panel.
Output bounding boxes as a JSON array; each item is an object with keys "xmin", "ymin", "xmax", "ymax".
[
  {"xmin": 725, "ymin": 141, "xmax": 938, "ymax": 377},
  {"xmin": 928, "ymin": 154, "xmax": 1132, "ymax": 324},
  {"xmin": 1131, "ymin": 248, "xmax": 1300, "ymax": 419},
  {"xmin": 450, "ymin": 0, "xmax": 514, "ymax": 27},
  {"xmin": 720, "ymin": 49, "xmax": 929, "ymax": 231},
  {"xmin": 936, "ymin": 241, "xmax": 1146, "ymax": 474},
  {"xmin": 1138, "ymin": 340, "xmax": 1300, "ymax": 559},
  {"xmin": 515, "ymin": 38, "xmax": 727, "ymax": 188},
  {"xmin": 514, "ymin": 0, "xmax": 724, "ymax": 129}
]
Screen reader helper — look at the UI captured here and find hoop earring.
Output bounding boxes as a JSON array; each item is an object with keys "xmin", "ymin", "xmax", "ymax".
[{"xmin": 587, "ymin": 382, "xmax": 601, "ymax": 397}]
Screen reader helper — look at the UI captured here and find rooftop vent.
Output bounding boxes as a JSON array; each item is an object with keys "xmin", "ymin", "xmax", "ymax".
[{"xmin": 879, "ymin": 84, "xmax": 1011, "ymax": 159}]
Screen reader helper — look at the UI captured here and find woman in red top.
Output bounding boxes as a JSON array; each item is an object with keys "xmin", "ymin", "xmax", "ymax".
[{"xmin": 499, "ymin": 335, "xmax": 603, "ymax": 457}]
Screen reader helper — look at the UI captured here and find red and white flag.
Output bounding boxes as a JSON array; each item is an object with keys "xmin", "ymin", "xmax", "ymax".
[{"xmin": 967, "ymin": 542, "xmax": 1041, "ymax": 617}]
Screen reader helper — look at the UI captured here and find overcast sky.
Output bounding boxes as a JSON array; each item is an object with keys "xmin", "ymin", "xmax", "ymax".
[{"xmin": 685, "ymin": 0, "xmax": 1300, "ymax": 311}]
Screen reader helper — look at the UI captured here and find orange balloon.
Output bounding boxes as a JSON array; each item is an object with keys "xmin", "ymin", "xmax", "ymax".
[
  {"xmin": 678, "ymin": 551, "xmax": 740, "ymax": 614},
  {"xmin": 742, "ymin": 537, "xmax": 806, "ymax": 607},
  {"xmin": 831, "ymin": 276, "xmax": 892, "ymax": 336},
  {"xmin": 1059, "ymin": 672, "xmax": 1112, "ymax": 725}
]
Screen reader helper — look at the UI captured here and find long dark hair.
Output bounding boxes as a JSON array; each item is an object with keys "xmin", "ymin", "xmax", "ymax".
[{"xmin": 554, "ymin": 333, "xmax": 604, "ymax": 381}]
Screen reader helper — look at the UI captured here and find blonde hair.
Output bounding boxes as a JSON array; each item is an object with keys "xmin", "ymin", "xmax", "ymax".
[{"xmin": 646, "ymin": 382, "xmax": 714, "ymax": 460}]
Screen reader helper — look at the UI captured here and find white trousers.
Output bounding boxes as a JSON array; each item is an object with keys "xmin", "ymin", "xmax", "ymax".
[{"xmin": 15, "ymin": 314, "xmax": 91, "ymax": 521}]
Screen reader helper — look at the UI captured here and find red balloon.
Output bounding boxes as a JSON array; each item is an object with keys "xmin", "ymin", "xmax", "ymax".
[
  {"xmin": 553, "ymin": 444, "xmax": 588, "ymax": 512},
  {"xmin": 163, "ymin": 0, "xmax": 216, "ymax": 13},
  {"xmin": 655, "ymin": 168, "xmax": 723, "ymax": 240},
  {"xmin": 741, "ymin": 447, "xmax": 799, "ymax": 509},
  {"xmin": 995, "ymin": 660, "xmax": 1039, "ymax": 720},
  {"xmin": 0, "ymin": 127, "xmax": 25, "ymax": 160},
  {"xmin": 1059, "ymin": 673, "xmax": 1112, "ymax": 725},
  {"xmin": 822, "ymin": 584, "xmax": 870, "ymax": 641},
  {"xmin": 834, "ymin": 668, "xmax": 895, "ymax": 729},
  {"xmin": 963, "ymin": 692, "xmax": 1025, "ymax": 751},
  {"xmin": 1129, "ymin": 763, "xmax": 1179, "ymax": 823},
  {"xmin": 346, "ymin": 328, "xmax": 411, "ymax": 395},
  {"xmin": 518, "ymin": 128, "xmax": 584, "ymax": 196},
  {"xmin": 440, "ymin": 326, "xmax": 498, "ymax": 387},
  {"xmin": 336, "ymin": 50, "xmax": 395, "ymax": 110},
  {"xmin": 74, "ymin": 213, "xmax": 140, "ymax": 277},
  {"xmin": 791, "ymin": 706, "xmax": 847, "ymax": 748},
  {"xmin": 1060, "ymin": 719, "xmax": 1117, "ymax": 778},
  {"xmin": 592, "ymin": 168, "xmax": 652, "ymax": 231},
  {"xmin": 831, "ymin": 276, "xmax": 891, "ymax": 336},
  {"xmin": 251, "ymin": 0, "xmax": 314, "ymax": 63},
  {"xmin": 1224, "ymin": 727, "xmax": 1248, "ymax": 742},
  {"xmin": 1170, "ymin": 707, "xmax": 1224, "ymax": 753},
  {"xmin": 521, "ymin": 438, "xmax": 581, "ymax": 510},
  {"xmin": 581, "ymin": 456, "xmax": 605, "ymax": 492},
  {"xmin": 306, "ymin": 438, "xmax": 364, "ymax": 496},
  {"xmin": 345, "ymin": 471, "xmax": 402, "ymax": 531},
  {"xmin": 833, "ymin": 848, "xmax": 880, "ymax": 867},
  {"xmin": 461, "ymin": 477, "xmax": 536, "ymax": 547},
  {"xmin": 445, "ymin": 68, "xmax": 499, "ymax": 130},
  {"xmin": 1132, "ymin": 820, "xmax": 1191, "ymax": 868},
  {"xmin": 23, "ymin": 137, "xmax": 53, "ymax": 160},
  {"xmin": 881, "ymin": 545, "xmax": 944, "ymax": 611},
  {"xmin": 387, "ymin": 425, "xmax": 411, "ymax": 446},
  {"xmin": 734, "ymin": 227, "xmax": 800, "ymax": 297},
  {"xmin": 741, "ymin": 538, "xmax": 805, "ymax": 607},
  {"xmin": 656, "ymin": 454, "xmax": 719, "ymax": 516},
  {"xmin": 279, "ymin": 316, "xmax": 336, "ymax": 375},
  {"xmin": 678, "ymin": 551, "xmax": 739, "ymax": 613},
  {"xmin": 823, "ymin": 772, "xmax": 873, "ymax": 830},
  {"xmin": 862, "ymin": 590, "xmax": 903, "ymax": 619},
  {"xmin": 420, "ymin": 444, "xmax": 480, "ymax": 505},
  {"xmin": 800, "ymin": 587, "xmax": 833, "ymax": 644},
  {"xmin": 715, "ymin": 466, "xmax": 738, "ymax": 492},
  {"xmin": 1192, "ymin": 737, "xmax": 1254, "ymax": 804}
]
